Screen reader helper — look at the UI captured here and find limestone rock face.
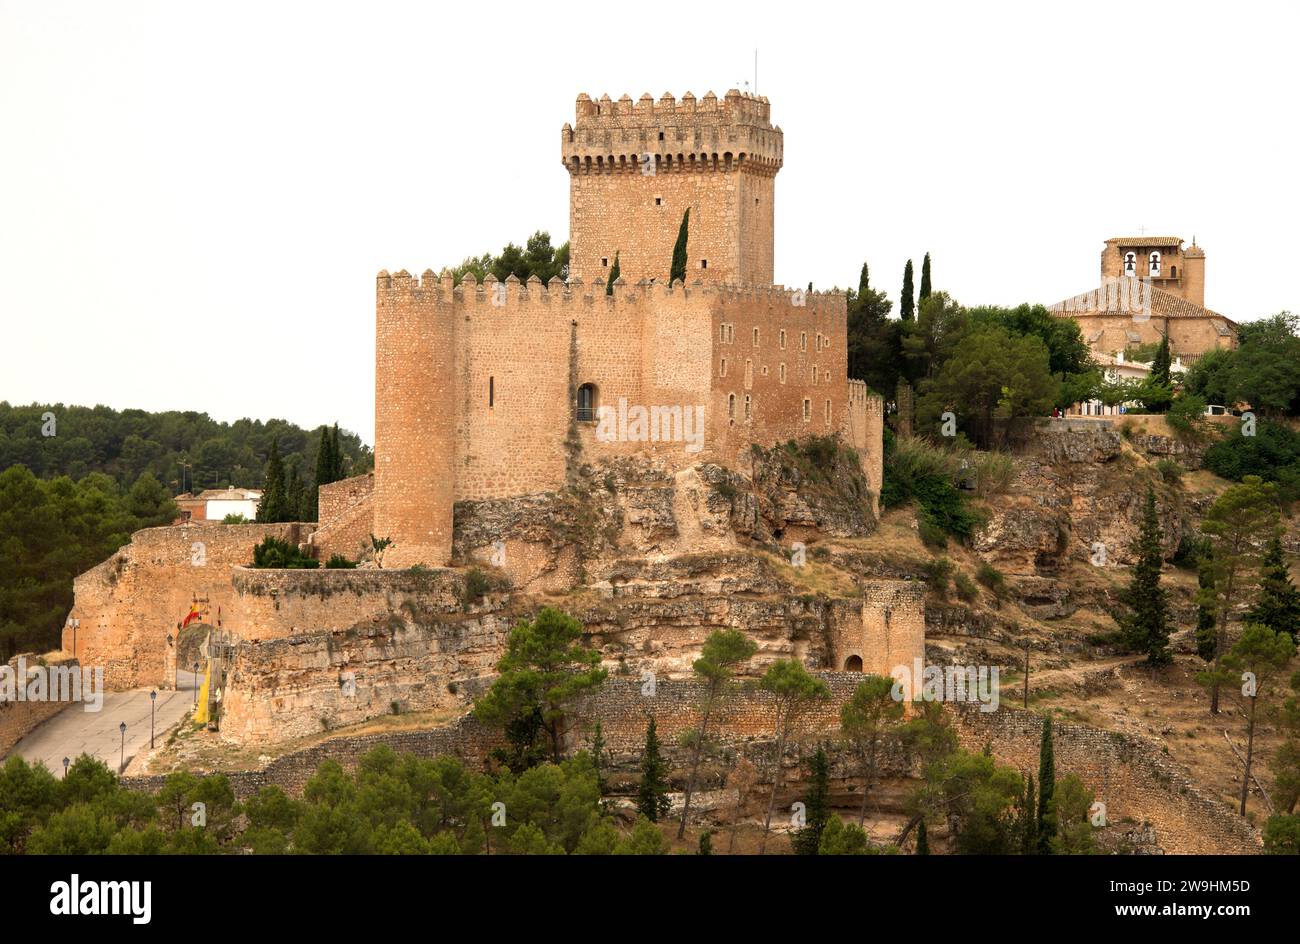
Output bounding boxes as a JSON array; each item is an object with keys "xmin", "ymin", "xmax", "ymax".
[
  {"xmin": 976, "ymin": 425, "xmax": 1189, "ymax": 574},
  {"xmin": 454, "ymin": 447, "xmax": 875, "ymax": 593}
]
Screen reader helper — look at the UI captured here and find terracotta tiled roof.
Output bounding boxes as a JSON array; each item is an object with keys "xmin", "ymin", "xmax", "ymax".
[
  {"xmin": 1048, "ymin": 282, "xmax": 1237, "ymax": 329},
  {"xmin": 1108, "ymin": 236, "xmax": 1185, "ymax": 247}
]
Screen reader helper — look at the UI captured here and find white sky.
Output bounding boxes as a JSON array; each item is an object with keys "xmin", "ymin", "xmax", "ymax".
[{"xmin": 2, "ymin": 0, "xmax": 1296, "ymax": 446}]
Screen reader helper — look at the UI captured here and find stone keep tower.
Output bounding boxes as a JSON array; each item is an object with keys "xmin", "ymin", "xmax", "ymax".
[{"xmin": 563, "ymin": 90, "xmax": 783, "ymax": 287}]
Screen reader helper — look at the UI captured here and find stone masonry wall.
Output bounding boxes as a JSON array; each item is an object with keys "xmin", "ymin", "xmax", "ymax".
[
  {"xmin": 67, "ymin": 523, "xmax": 313, "ymax": 690},
  {"xmin": 124, "ymin": 678, "xmax": 1262, "ymax": 853},
  {"xmin": 0, "ymin": 654, "xmax": 81, "ymax": 756},
  {"xmin": 948, "ymin": 702, "xmax": 1261, "ymax": 854}
]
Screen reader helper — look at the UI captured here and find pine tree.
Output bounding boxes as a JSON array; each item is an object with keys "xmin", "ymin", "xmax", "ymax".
[
  {"xmin": 915, "ymin": 817, "xmax": 929, "ymax": 855},
  {"xmin": 793, "ymin": 746, "xmax": 831, "ymax": 855},
  {"xmin": 900, "ymin": 259, "xmax": 915, "ymax": 321},
  {"xmin": 1037, "ymin": 717, "xmax": 1056, "ymax": 854},
  {"xmin": 919, "ymin": 252, "xmax": 932, "ymax": 302},
  {"xmin": 606, "ymin": 252, "xmax": 620, "ymax": 296},
  {"xmin": 256, "ymin": 440, "xmax": 287, "ymax": 523},
  {"xmin": 669, "ymin": 208, "xmax": 690, "ymax": 284},
  {"xmin": 1247, "ymin": 533, "xmax": 1300, "ymax": 643},
  {"xmin": 636, "ymin": 717, "xmax": 671, "ymax": 823},
  {"xmin": 1118, "ymin": 486, "xmax": 1173, "ymax": 665}
]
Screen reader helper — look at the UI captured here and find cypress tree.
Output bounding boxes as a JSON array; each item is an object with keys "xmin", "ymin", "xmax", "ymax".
[
  {"xmin": 857, "ymin": 262, "xmax": 870, "ymax": 300},
  {"xmin": 606, "ymin": 252, "xmax": 620, "ymax": 296},
  {"xmin": 285, "ymin": 461, "xmax": 304, "ymax": 523},
  {"xmin": 669, "ymin": 208, "xmax": 690, "ymax": 284},
  {"xmin": 919, "ymin": 252, "xmax": 932, "ymax": 302},
  {"xmin": 1021, "ymin": 773, "xmax": 1039, "ymax": 855},
  {"xmin": 256, "ymin": 440, "xmax": 287, "ymax": 523},
  {"xmin": 308, "ymin": 426, "xmax": 332, "ymax": 522},
  {"xmin": 793, "ymin": 746, "xmax": 831, "ymax": 855},
  {"xmin": 1148, "ymin": 335, "xmax": 1173, "ymax": 412},
  {"xmin": 636, "ymin": 717, "xmax": 671, "ymax": 823},
  {"xmin": 1195, "ymin": 555, "xmax": 1218, "ymax": 661},
  {"xmin": 900, "ymin": 259, "xmax": 915, "ymax": 321},
  {"xmin": 1247, "ymin": 533, "xmax": 1300, "ymax": 643},
  {"xmin": 1118, "ymin": 486, "xmax": 1173, "ymax": 664},
  {"xmin": 1037, "ymin": 717, "xmax": 1056, "ymax": 854},
  {"xmin": 915, "ymin": 818, "xmax": 929, "ymax": 855},
  {"xmin": 330, "ymin": 424, "xmax": 344, "ymax": 480}
]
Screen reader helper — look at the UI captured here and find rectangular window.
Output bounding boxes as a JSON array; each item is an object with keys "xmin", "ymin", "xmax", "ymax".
[
  {"xmin": 779, "ymin": 363, "xmax": 786, "ymax": 384},
  {"xmin": 744, "ymin": 394, "xmax": 752, "ymax": 422},
  {"xmin": 720, "ymin": 358, "xmax": 727, "ymax": 378},
  {"xmin": 489, "ymin": 376, "xmax": 494, "ymax": 408},
  {"xmin": 802, "ymin": 399, "xmax": 811, "ymax": 422},
  {"xmin": 825, "ymin": 399, "xmax": 832, "ymax": 424},
  {"xmin": 800, "ymin": 332, "xmax": 807, "ymax": 352},
  {"xmin": 779, "ymin": 329, "xmax": 786, "ymax": 349},
  {"xmin": 752, "ymin": 327, "xmax": 760, "ymax": 346}
]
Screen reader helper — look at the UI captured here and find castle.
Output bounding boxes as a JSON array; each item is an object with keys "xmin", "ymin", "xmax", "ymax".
[
  {"xmin": 347, "ymin": 90, "xmax": 883, "ymax": 569},
  {"xmin": 1049, "ymin": 235, "xmax": 1237, "ymax": 365},
  {"xmin": 59, "ymin": 91, "xmax": 908, "ymax": 744}
]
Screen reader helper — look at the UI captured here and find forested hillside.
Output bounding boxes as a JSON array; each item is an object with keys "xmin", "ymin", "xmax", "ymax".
[
  {"xmin": 0, "ymin": 402, "xmax": 372, "ymax": 492},
  {"xmin": 0, "ymin": 402, "xmax": 374, "ymax": 660}
]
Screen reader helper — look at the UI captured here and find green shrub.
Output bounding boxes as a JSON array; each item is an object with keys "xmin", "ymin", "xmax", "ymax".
[
  {"xmin": 954, "ymin": 572, "xmax": 978, "ymax": 602},
  {"xmin": 1166, "ymin": 394, "xmax": 1210, "ymax": 442},
  {"xmin": 1171, "ymin": 533, "xmax": 1211, "ymax": 570},
  {"xmin": 324, "ymin": 554, "xmax": 357, "ymax": 569},
  {"xmin": 970, "ymin": 451, "xmax": 1016, "ymax": 498},
  {"xmin": 1155, "ymin": 459, "xmax": 1183, "ymax": 484},
  {"xmin": 465, "ymin": 567, "xmax": 492, "ymax": 601},
  {"xmin": 251, "ymin": 536, "xmax": 318, "ymax": 569},
  {"xmin": 1204, "ymin": 420, "xmax": 1300, "ymax": 501},
  {"xmin": 883, "ymin": 437, "xmax": 986, "ymax": 543},
  {"xmin": 922, "ymin": 557, "xmax": 955, "ymax": 597},
  {"xmin": 918, "ymin": 518, "xmax": 947, "ymax": 549},
  {"xmin": 975, "ymin": 561, "xmax": 1007, "ymax": 602}
]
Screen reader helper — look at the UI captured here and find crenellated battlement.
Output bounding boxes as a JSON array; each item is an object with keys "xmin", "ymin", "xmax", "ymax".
[
  {"xmin": 375, "ymin": 270, "xmax": 845, "ymax": 318},
  {"xmin": 562, "ymin": 89, "xmax": 782, "ymax": 176}
]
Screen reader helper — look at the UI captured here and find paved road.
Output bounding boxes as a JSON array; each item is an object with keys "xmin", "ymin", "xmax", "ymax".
[{"xmin": 12, "ymin": 674, "xmax": 199, "ymax": 776}]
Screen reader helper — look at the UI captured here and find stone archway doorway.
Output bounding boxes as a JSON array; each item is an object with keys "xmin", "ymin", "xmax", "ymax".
[{"xmin": 844, "ymin": 654, "xmax": 863, "ymax": 672}]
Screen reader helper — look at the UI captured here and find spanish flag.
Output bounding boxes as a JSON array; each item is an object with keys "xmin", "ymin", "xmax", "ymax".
[{"xmin": 194, "ymin": 663, "xmax": 212, "ymax": 724}]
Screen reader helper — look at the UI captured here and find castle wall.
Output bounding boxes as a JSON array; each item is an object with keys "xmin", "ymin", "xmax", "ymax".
[
  {"xmin": 860, "ymin": 581, "xmax": 927, "ymax": 698},
  {"xmin": 219, "ymin": 613, "xmax": 508, "ymax": 744},
  {"xmin": 66, "ymin": 523, "xmax": 312, "ymax": 690},
  {"xmin": 374, "ymin": 270, "xmax": 456, "ymax": 568},
  {"xmin": 226, "ymin": 567, "xmax": 466, "ymax": 641},
  {"xmin": 0, "ymin": 654, "xmax": 81, "ymax": 756},
  {"xmin": 311, "ymin": 473, "xmax": 374, "ymax": 562},
  {"xmin": 708, "ymin": 288, "xmax": 849, "ymax": 467},
  {"xmin": 373, "ymin": 270, "xmax": 856, "ymax": 568}
]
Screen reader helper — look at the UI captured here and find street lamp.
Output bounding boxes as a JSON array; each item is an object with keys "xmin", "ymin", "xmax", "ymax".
[
  {"xmin": 150, "ymin": 690, "xmax": 157, "ymax": 749},
  {"xmin": 62, "ymin": 757, "xmax": 69, "ymax": 779},
  {"xmin": 68, "ymin": 618, "xmax": 79, "ymax": 659},
  {"xmin": 118, "ymin": 721, "xmax": 127, "ymax": 774}
]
